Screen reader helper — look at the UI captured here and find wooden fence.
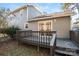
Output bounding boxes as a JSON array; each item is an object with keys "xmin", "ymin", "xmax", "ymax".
[{"xmin": 70, "ymin": 30, "xmax": 79, "ymax": 47}]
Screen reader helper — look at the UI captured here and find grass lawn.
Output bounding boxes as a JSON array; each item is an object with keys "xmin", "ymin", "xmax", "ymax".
[{"xmin": 0, "ymin": 39, "xmax": 49, "ymax": 56}]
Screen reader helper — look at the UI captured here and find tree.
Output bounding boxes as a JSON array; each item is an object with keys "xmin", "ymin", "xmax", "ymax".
[
  {"xmin": 62, "ymin": 3, "xmax": 73, "ymax": 11},
  {"xmin": 62, "ymin": 3, "xmax": 79, "ymax": 30},
  {"xmin": 61, "ymin": 3, "xmax": 79, "ymax": 13},
  {"xmin": 0, "ymin": 8, "xmax": 10, "ymax": 28}
]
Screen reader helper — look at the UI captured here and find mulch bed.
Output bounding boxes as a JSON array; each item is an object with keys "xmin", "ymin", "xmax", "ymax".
[{"xmin": 0, "ymin": 39, "xmax": 50, "ymax": 56}]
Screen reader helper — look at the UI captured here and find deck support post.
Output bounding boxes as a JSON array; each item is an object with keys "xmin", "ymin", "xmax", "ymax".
[
  {"xmin": 37, "ymin": 45, "xmax": 39, "ymax": 52},
  {"xmin": 50, "ymin": 46, "xmax": 54, "ymax": 56}
]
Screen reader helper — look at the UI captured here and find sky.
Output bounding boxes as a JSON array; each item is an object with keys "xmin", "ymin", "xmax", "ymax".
[{"xmin": 0, "ymin": 3, "xmax": 63, "ymax": 14}]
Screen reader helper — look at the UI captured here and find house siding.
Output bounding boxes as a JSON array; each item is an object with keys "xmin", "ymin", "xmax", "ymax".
[
  {"xmin": 7, "ymin": 5, "xmax": 42, "ymax": 30},
  {"xmin": 53, "ymin": 16, "xmax": 71, "ymax": 38},
  {"xmin": 28, "ymin": 6, "xmax": 41, "ymax": 19},
  {"xmin": 7, "ymin": 8, "xmax": 28, "ymax": 30},
  {"xmin": 29, "ymin": 22, "xmax": 38, "ymax": 31},
  {"xmin": 28, "ymin": 16, "xmax": 71, "ymax": 38}
]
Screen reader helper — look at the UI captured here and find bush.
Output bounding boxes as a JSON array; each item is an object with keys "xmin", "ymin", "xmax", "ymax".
[{"xmin": 5, "ymin": 26, "xmax": 20, "ymax": 38}]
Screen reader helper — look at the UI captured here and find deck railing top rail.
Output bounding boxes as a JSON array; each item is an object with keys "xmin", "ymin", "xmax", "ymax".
[{"xmin": 16, "ymin": 30, "xmax": 56, "ymax": 33}]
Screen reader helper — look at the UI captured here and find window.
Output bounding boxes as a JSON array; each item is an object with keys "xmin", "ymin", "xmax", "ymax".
[
  {"xmin": 46, "ymin": 22, "xmax": 51, "ymax": 31},
  {"xmin": 39, "ymin": 21, "xmax": 52, "ymax": 36},
  {"xmin": 39, "ymin": 23, "xmax": 44, "ymax": 31},
  {"xmin": 39, "ymin": 23, "xmax": 44, "ymax": 35},
  {"xmin": 25, "ymin": 24, "xmax": 28, "ymax": 28}
]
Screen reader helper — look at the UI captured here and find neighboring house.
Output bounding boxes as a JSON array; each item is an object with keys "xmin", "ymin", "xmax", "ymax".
[
  {"xmin": 7, "ymin": 5, "xmax": 72, "ymax": 39},
  {"xmin": 7, "ymin": 5, "xmax": 42, "ymax": 30},
  {"xmin": 73, "ymin": 20, "xmax": 79, "ymax": 30}
]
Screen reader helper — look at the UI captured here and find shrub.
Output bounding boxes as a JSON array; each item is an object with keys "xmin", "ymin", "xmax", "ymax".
[{"xmin": 5, "ymin": 26, "xmax": 20, "ymax": 38}]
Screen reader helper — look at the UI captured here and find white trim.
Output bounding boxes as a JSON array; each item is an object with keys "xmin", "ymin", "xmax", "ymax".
[
  {"xmin": 28, "ymin": 15, "xmax": 71, "ymax": 22},
  {"xmin": 27, "ymin": 7, "xmax": 28, "ymax": 21},
  {"xmin": 29, "ymin": 16, "xmax": 53, "ymax": 21},
  {"xmin": 38, "ymin": 20, "xmax": 52, "ymax": 31}
]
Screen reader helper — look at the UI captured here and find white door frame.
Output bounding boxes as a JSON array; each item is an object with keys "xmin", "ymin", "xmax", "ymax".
[{"xmin": 38, "ymin": 20, "xmax": 53, "ymax": 31}]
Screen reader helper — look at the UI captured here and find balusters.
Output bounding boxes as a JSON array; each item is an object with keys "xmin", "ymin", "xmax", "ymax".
[
  {"xmin": 16, "ymin": 30, "xmax": 56, "ymax": 49},
  {"xmin": 39, "ymin": 32, "xmax": 42, "ymax": 44},
  {"xmin": 32, "ymin": 32, "xmax": 34, "ymax": 43},
  {"xmin": 31, "ymin": 31, "xmax": 32, "ymax": 41},
  {"xmin": 41, "ymin": 32, "xmax": 42, "ymax": 44},
  {"xmin": 49, "ymin": 35, "xmax": 51, "ymax": 45},
  {"xmin": 45, "ymin": 32, "xmax": 47, "ymax": 47},
  {"xmin": 38, "ymin": 32, "xmax": 40, "ymax": 44}
]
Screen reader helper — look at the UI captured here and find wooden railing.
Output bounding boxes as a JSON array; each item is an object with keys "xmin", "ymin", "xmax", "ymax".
[
  {"xmin": 50, "ymin": 33, "xmax": 57, "ymax": 55},
  {"xmin": 16, "ymin": 30, "xmax": 57, "ymax": 55}
]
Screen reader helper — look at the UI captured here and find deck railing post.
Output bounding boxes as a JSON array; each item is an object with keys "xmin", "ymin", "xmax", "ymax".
[
  {"xmin": 50, "ymin": 33, "xmax": 56, "ymax": 56},
  {"xmin": 50, "ymin": 46, "xmax": 54, "ymax": 55},
  {"xmin": 37, "ymin": 31, "xmax": 40, "ymax": 52},
  {"xmin": 37, "ymin": 44, "xmax": 40, "ymax": 52}
]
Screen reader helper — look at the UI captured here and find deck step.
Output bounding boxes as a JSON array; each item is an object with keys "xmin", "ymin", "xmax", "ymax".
[
  {"xmin": 56, "ymin": 46, "xmax": 79, "ymax": 52},
  {"xmin": 55, "ymin": 38, "xmax": 79, "ymax": 56},
  {"xmin": 55, "ymin": 49, "xmax": 79, "ymax": 56},
  {"xmin": 56, "ymin": 45, "xmax": 79, "ymax": 51},
  {"xmin": 55, "ymin": 46, "xmax": 79, "ymax": 56}
]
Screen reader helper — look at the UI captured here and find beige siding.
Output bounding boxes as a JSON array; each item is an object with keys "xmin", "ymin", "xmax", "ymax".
[
  {"xmin": 29, "ymin": 22, "xmax": 38, "ymax": 31},
  {"xmin": 53, "ymin": 16, "xmax": 71, "ymax": 38},
  {"xmin": 29, "ymin": 16, "xmax": 71, "ymax": 38}
]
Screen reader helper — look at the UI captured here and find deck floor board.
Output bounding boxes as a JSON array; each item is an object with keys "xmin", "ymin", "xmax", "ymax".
[{"xmin": 56, "ymin": 38, "xmax": 79, "ymax": 50}]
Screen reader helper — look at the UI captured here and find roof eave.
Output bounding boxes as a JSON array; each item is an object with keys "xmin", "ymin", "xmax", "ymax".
[{"xmin": 28, "ymin": 15, "xmax": 71, "ymax": 22}]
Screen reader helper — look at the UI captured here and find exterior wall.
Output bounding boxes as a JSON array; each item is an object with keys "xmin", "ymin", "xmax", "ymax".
[
  {"xmin": 7, "ymin": 6, "xmax": 42, "ymax": 30},
  {"xmin": 29, "ymin": 22, "xmax": 38, "ymax": 31},
  {"xmin": 7, "ymin": 8, "xmax": 28, "ymax": 30},
  {"xmin": 28, "ymin": 16, "xmax": 71, "ymax": 38},
  {"xmin": 28, "ymin": 20, "xmax": 53, "ymax": 31},
  {"xmin": 53, "ymin": 16, "xmax": 71, "ymax": 38},
  {"xmin": 28, "ymin": 6, "xmax": 42, "ymax": 20}
]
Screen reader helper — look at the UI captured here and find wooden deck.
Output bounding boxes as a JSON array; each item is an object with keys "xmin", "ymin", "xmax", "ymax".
[
  {"xmin": 18, "ymin": 36, "xmax": 51, "ymax": 47},
  {"xmin": 16, "ymin": 30, "xmax": 57, "ymax": 55},
  {"xmin": 56, "ymin": 38, "xmax": 79, "ymax": 56},
  {"xmin": 56, "ymin": 38, "xmax": 79, "ymax": 50}
]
